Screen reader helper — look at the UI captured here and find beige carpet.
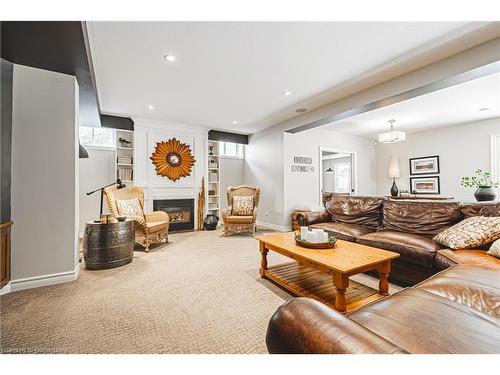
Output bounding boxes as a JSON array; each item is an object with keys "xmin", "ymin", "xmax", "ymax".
[{"xmin": 0, "ymin": 229, "xmax": 400, "ymax": 354}]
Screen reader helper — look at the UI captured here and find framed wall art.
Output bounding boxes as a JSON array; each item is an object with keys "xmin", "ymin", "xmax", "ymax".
[
  {"xmin": 410, "ymin": 176, "xmax": 440, "ymax": 194},
  {"xmin": 409, "ymin": 155, "xmax": 439, "ymax": 175}
]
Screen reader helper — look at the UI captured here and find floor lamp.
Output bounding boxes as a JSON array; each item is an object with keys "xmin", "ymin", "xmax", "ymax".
[{"xmin": 87, "ymin": 179, "xmax": 126, "ymax": 222}]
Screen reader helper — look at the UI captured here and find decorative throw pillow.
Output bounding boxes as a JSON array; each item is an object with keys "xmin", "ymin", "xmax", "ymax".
[
  {"xmin": 487, "ymin": 239, "xmax": 500, "ymax": 259},
  {"xmin": 433, "ymin": 216, "xmax": 500, "ymax": 250},
  {"xmin": 116, "ymin": 198, "xmax": 144, "ymax": 219},
  {"xmin": 232, "ymin": 196, "xmax": 254, "ymax": 216}
]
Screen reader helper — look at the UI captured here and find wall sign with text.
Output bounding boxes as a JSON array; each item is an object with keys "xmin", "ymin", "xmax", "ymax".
[{"xmin": 293, "ymin": 156, "xmax": 313, "ymax": 164}]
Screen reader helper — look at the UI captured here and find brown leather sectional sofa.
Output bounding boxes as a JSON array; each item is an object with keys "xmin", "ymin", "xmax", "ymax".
[
  {"xmin": 266, "ymin": 266, "xmax": 500, "ymax": 354},
  {"xmin": 297, "ymin": 196, "xmax": 500, "ymax": 285}
]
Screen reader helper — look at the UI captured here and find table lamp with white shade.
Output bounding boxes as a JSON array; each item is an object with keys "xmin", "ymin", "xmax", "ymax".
[{"xmin": 388, "ymin": 156, "xmax": 400, "ymax": 197}]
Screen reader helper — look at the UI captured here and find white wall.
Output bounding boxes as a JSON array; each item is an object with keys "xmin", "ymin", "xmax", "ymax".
[
  {"xmin": 79, "ymin": 147, "xmax": 116, "ymax": 234},
  {"xmin": 375, "ymin": 117, "xmax": 500, "ymax": 201},
  {"xmin": 284, "ymin": 129, "xmax": 376, "ymax": 219},
  {"xmin": 244, "ymin": 126, "xmax": 286, "ymax": 228},
  {"xmin": 219, "ymin": 157, "xmax": 245, "ymax": 213},
  {"xmin": 11, "ymin": 64, "xmax": 79, "ymax": 288}
]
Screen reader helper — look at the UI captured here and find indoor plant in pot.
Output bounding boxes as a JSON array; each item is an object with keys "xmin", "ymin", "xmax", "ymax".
[{"xmin": 461, "ymin": 169, "xmax": 499, "ymax": 202}]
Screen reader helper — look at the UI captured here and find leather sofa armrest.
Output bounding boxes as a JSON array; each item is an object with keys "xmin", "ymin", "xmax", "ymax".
[
  {"xmin": 296, "ymin": 211, "xmax": 331, "ymax": 226},
  {"xmin": 266, "ymin": 298, "xmax": 407, "ymax": 354}
]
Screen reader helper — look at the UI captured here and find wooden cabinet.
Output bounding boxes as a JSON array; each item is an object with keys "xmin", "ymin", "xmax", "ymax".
[{"xmin": 0, "ymin": 221, "xmax": 13, "ymax": 289}]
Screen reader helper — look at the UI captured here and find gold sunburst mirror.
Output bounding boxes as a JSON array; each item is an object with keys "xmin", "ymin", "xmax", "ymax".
[{"xmin": 150, "ymin": 138, "xmax": 196, "ymax": 181}]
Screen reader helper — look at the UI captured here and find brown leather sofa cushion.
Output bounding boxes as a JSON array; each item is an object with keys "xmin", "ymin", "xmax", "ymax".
[
  {"xmin": 266, "ymin": 266, "xmax": 500, "ymax": 354},
  {"xmin": 309, "ymin": 222, "xmax": 375, "ymax": 242},
  {"xmin": 415, "ymin": 266, "xmax": 500, "ymax": 318},
  {"xmin": 266, "ymin": 298, "xmax": 407, "ymax": 354},
  {"xmin": 460, "ymin": 201, "xmax": 500, "ymax": 218},
  {"xmin": 326, "ymin": 196, "xmax": 384, "ymax": 229},
  {"xmin": 382, "ymin": 200, "xmax": 461, "ymax": 237},
  {"xmin": 349, "ymin": 286, "xmax": 499, "ymax": 353},
  {"xmin": 435, "ymin": 249, "xmax": 500, "ymax": 271},
  {"xmin": 358, "ymin": 231, "xmax": 442, "ymax": 268}
]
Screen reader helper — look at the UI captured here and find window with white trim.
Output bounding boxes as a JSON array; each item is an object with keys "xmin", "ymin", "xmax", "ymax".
[
  {"xmin": 79, "ymin": 126, "xmax": 115, "ymax": 147},
  {"xmin": 219, "ymin": 142, "xmax": 244, "ymax": 158}
]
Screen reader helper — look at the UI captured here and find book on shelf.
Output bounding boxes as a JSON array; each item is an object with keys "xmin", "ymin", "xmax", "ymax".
[
  {"xmin": 117, "ymin": 168, "xmax": 133, "ymax": 181},
  {"xmin": 117, "ymin": 156, "xmax": 133, "ymax": 164}
]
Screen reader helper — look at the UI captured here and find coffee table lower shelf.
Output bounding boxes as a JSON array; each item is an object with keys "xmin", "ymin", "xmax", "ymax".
[{"xmin": 263, "ymin": 261, "xmax": 386, "ymax": 314}]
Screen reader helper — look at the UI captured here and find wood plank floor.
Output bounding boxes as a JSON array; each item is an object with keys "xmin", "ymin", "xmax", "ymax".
[{"xmin": 264, "ymin": 261, "xmax": 385, "ymax": 313}]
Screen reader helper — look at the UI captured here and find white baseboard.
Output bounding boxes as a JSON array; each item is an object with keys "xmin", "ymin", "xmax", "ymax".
[
  {"xmin": 6, "ymin": 263, "xmax": 81, "ymax": 294},
  {"xmin": 0, "ymin": 282, "xmax": 12, "ymax": 295},
  {"xmin": 257, "ymin": 221, "xmax": 291, "ymax": 232}
]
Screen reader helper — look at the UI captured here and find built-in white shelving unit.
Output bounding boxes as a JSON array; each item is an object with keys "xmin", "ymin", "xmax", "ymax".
[
  {"xmin": 208, "ymin": 141, "xmax": 221, "ymax": 218},
  {"xmin": 115, "ymin": 129, "xmax": 134, "ymax": 183}
]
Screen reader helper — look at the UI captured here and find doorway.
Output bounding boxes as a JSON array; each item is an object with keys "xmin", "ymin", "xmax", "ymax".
[{"xmin": 319, "ymin": 148, "xmax": 356, "ymax": 205}]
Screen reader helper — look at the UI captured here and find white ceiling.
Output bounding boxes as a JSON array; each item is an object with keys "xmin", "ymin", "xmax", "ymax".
[
  {"xmin": 87, "ymin": 22, "xmax": 491, "ymax": 133},
  {"xmin": 322, "ymin": 71, "xmax": 500, "ymax": 138}
]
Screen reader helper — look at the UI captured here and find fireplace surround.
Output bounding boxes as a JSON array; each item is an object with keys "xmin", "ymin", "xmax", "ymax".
[{"xmin": 153, "ymin": 199, "xmax": 194, "ymax": 232}]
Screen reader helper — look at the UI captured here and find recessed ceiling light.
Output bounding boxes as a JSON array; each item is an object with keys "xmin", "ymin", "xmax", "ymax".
[
  {"xmin": 283, "ymin": 90, "xmax": 292, "ymax": 96},
  {"xmin": 479, "ymin": 107, "xmax": 490, "ymax": 111},
  {"xmin": 163, "ymin": 54, "xmax": 176, "ymax": 62},
  {"xmin": 148, "ymin": 105, "xmax": 155, "ymax": 110},
  {"xmin": 232, "ymin": 121, "xmax": 238, "ymax": 124},
  {"xmin": 296, "ymin": 108, "xmax": 307, "ymax": 113}
]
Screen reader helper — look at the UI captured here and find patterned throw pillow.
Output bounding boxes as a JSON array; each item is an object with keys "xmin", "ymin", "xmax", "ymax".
[
  {"xmin": 116, "ymin": 198, "xmax": 144, "ymax": 219},
  {"xmin": 232, "ymin": 196, "xmax": 254, "ymax": 216},
  {"xmin": 487, "ymin": 239, "xmax": 500, "ymax": 259},
  {"xmin": 433, "ymin": 216, "xmax": 500, "ymax": 249}
]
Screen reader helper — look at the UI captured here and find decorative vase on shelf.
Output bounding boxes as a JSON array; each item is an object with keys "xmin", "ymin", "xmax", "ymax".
[
  {"xmin": 203, "ymin": 214, "xmax": 218, "ymax": 230},
  {"xmin": 474, "ymin": 187, "xmax": 498, "ymax": 202}
]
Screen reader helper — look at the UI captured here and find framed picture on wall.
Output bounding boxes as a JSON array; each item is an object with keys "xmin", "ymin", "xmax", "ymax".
[
  {"xmin": 410, "ymin": 176, "xmax": 440, "ymax": 194},
  {"xmin": 409, "ymin": 155, "xmax": 440, "ymax": 175}
]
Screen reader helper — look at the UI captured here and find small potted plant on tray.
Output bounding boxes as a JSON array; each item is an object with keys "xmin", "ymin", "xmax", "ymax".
[{"xmin": 461, "ymin": 169, "xmax": 499, "ymax": 202}]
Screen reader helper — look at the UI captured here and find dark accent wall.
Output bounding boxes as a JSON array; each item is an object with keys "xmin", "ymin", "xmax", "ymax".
[
  {"xmin": 1, "ymin": 58, "xmax": 13, "ymax": 222},
  {"xmin": 208, "ymin": 130, "xmax": 249, "ymax": 145},
  {"xmin": 1, "ymin": 21, "xmax": 101, "ymax": 127},
  {"xmin": 100, "ymin": 114, "xmax": 134, "ymax": 131}
]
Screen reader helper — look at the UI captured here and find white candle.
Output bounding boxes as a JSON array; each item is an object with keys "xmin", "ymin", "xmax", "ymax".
[
  {"xmin": 312, "ymin": 229, "xmax": 323, "ymax": 243},
  {"xmin": 323, "ymin": 231, "xmax": 329, "ymax": 242},
  {"xmin": 300, "ymin": 226, "xmax": 308, "ymax": 240},
  {"xmin": 306, "ymin": 230, "xmax": 315, "ymax": 242}
]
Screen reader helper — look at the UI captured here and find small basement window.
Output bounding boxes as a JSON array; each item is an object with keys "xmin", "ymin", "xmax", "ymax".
[
  {"xmin": 219, "ymin": 142, "xmax": 244, "ymax": 159},
  {"xmin": 79, "ymin": 126, "xmax": 115, "ymax": 148}
]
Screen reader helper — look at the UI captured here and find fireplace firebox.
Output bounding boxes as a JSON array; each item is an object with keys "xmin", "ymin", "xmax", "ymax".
[{"xmin": 153, "ymin": 199, "xmax": 194, "ymax": 232}]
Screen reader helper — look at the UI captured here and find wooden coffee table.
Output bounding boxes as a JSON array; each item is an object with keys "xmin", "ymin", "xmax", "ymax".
[{"xmin": 255, "ymin": 232, "xmax": 400, "ymax": 313}]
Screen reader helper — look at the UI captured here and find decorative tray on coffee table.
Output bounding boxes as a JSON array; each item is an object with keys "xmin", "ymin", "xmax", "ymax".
[{"xmin": 294, "ymin": 235, "xmax": 337, "ymax": 249}]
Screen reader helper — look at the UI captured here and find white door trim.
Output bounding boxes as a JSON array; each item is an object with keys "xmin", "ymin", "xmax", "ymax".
[{"xmin": 318, "ymin": 147, "xmax": 357, "ymax": 205}]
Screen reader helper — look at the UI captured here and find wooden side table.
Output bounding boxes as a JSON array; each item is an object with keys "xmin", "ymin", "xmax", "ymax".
[{"xmin": 83, "ymin": 219, "xmax": 134, "ymax": 270}]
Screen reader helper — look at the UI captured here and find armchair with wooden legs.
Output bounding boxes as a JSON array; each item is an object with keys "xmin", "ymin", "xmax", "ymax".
[
  {"xmin": 104, "ymin": 186, "xmax": 169, "ymax": 252},
  {"xmin": 222, "ymin": 185, "xmax": 260, "ymax": 236}
]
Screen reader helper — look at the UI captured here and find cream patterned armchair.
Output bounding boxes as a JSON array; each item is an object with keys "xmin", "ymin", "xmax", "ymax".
[
  {"xmin": 104, "ymin": 186, "xmax": 169, "ymax": 252},
  {"xmin": 222, "ymin": 185, "xmax": 260, "ymax": 236}
]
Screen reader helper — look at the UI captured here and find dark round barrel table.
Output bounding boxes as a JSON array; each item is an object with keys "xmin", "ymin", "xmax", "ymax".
[{"xmin": 83, "ymin": 219, "xmax": 134, "ymax": 270}]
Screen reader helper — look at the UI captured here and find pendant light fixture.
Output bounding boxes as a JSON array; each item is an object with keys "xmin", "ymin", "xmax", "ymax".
[{"xmin": 378, "ymin": 119, "xmax": 406, "ymax": 143}]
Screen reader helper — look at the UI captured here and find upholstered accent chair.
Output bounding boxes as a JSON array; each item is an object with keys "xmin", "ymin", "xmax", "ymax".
[
  {"xmin": 104, "ymin": 186, "xmax": 170, "ymax": 252},
  {"xmin": 222, "ymin": 185, "xmax": 260, "ymax": 236}
]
